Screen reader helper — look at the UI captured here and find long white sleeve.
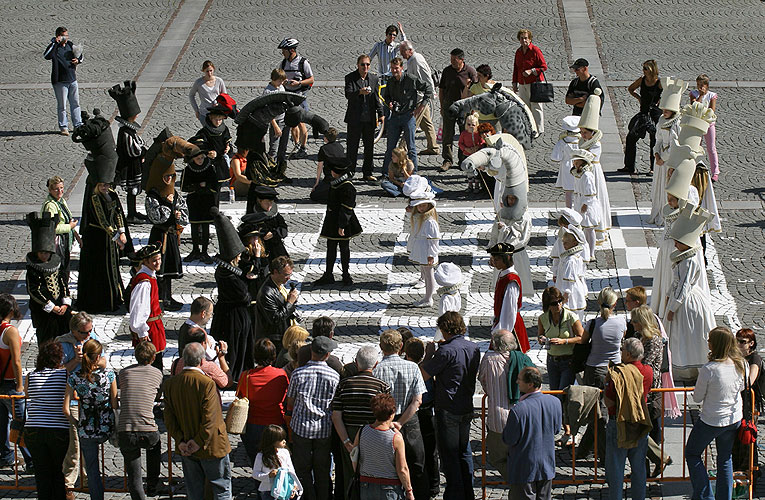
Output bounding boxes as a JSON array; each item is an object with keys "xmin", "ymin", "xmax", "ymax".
[
  {"xmin": 129, "ymin": 280, "xmax": 152, "ymax": 336},
  {"xmin": 496, "ymin": 280, "xmax": 519, "ymax": 332}
]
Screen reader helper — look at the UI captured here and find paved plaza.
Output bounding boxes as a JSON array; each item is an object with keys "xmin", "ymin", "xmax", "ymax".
[{"xmin": 1, "ymin": 0, "xmax": 764, "ymax": 498}]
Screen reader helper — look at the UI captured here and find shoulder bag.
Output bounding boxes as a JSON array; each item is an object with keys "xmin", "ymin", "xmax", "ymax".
[
  {"xmin": 530, "ymin": 70, "xmax": 554, "ymax": 103},
  {"xmin": 225, "ymin": 372, "xmax": 249, "ymax": 435}
]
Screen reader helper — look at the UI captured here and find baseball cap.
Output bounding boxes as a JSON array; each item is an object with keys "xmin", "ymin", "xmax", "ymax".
[
  {"xmin": 311, "ymin": 336, "xmax": 338, "ymax": 355},
  {"xmin": 569, "ymin": 58, "xmax": 589, "ymax": 69}
]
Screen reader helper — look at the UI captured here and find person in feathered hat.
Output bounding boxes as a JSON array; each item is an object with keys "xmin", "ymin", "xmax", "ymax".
[
  {"xmin": 180, "ymin": 148, "xmax": 218, "ymax": 264},
  {"xmin": 25, "ymin": 212, "xmax": 71, "ymax": 344},
  {"xmin": 570, "ymin": 148, "xmax": 601, "ymax": 258},
  {"xmin": 406, "ymin": 184, "xmax": 440, "ymax": 306},
  {"xmin": 433, "ymin": 262, "xmax": 463, "ymax": 341},
  {"xmin": 127, "ymin": 243, "xmax": 166, "ymax": 371},
  {"xmin": 144, "ymin": 134, "xmax": 193, "ymax": 312},
  {"xmin": 189, "ymin": 103, "xmax": 232, "ymax": 194},
  {"xmin": 314, "ymin": 161, "xmax": 363, "ymax": 287},
  {"xmin": 237, "ymin": 211, "xmax": 271, "ymax": 304},
  {"xmin": 248, "ymin": 185, "xmax": 290, "ymax": 260},
  {"xmin": 663, "ymin": 203, "xmax": 716, "ymax": 382},
  {"xmin": 73, "ymin": 109, "xmax": 131, "ymax": 313},
  {"xmin": 110, "ymin": 80, "xmax": 149, "ymax": 223},
  {"xmin": 487, "ymin": 242, "xmax": 530, "ymax": 353},
  {"xmin": 552, "ymin": 115, "xmax": 581, "ymax": 208},
  {"xmin": 208, "ymin": 206, "xmax": 253, "ymax": 381},
  {"xmin": 554, "ymin": 228, "xmax": 588, "ymax": 320}
]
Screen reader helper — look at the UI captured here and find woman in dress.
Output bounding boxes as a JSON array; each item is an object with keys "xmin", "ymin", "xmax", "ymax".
[
  {"xmin": 41, "ymin": 176, "xmax": 78, "ymax": 283},
  {"xmin": 189, "ymin": 60, "xmax": 227, "ymax": 126},
  {"xmin": 620, "ymin": 60, "xmax": 662, "ymax": 174}
]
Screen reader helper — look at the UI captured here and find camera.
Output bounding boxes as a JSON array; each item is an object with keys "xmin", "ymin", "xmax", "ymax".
[{"xmin": 390, "ymin": 101, "xmax": 401, "ymax": 113}]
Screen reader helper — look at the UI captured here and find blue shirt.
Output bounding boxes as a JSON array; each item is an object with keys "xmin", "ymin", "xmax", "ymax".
[
  {"xmin": 287, "ymin": 360, "xmax": 340, "ymax": 439},
  {"xmin": 422, "ymin": 335, "xmax": 480, "ymax": 415},
  {"xmin": 502, "ymin": 391, "xmax": 562, "ymax": 484},
  {"xmin": 60, "ymin": 331, "xmax": 103, "ymax": 374}
]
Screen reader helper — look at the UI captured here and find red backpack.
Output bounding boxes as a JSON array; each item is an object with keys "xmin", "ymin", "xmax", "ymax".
[{"xmin": 215, "ymin": 93, "xmax": 238, "ymax": 117}]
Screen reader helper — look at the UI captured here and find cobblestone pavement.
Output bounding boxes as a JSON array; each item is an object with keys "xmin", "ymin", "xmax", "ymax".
[{"xmin": 1, "ymin": 0, "xmax": 764, "ymax": 498}]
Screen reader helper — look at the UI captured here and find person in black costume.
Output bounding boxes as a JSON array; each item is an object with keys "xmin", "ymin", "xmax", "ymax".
[
  {"xmin": 181, "ymin": 149, "xmax": 218, "ymax": 264},
  {"xmin": 238, "ymin": 212, "xmax": 272, "ymax": 301},
  {"xmin": 209, "ymin": 206, "xmax": 252, "ymax": 382},
  {"xmin": 619, "ymin": 59, "xmax": 663, "ymax": 174},
  {"xmin": 189, "ymin": 104, "xmax": 232, "ymax": 193},
  {"xmin": 110, "ymin": 80, "xmax": 148, "ymax": 223},
  {"xmin": 25, "ymin": 212, "xmax": 71, "ymax": 344},
  {"xmin": 314, "ymin": 161, "xmax": 363, "ymax": 287},
  {"xmin": 250, "ymin": 186, "xmax": 289, "ymax": 259}
]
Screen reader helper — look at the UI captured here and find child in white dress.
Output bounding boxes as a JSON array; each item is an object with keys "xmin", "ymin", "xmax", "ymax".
[
  {"xmin": 253, "ymin": 425, "xmax": 302, "ymax": 500},
  {"xmin": 550, "ymin": 208, "xmax": 590, "ymax": 282},
  {"xmin": 650, "ymin": 77, "xmax": 686, "ymax": 226},
  {"xmin": 552, "ymin": 116, "xmax": 581, "ymax": 208},
  {"xmin": 408, "ymin": 193, "xmax": 440, "ymax": 308},
  {"xmin": 555, "ymin": 230, "xmax": 588, "ymax": 320},
  {"xmin": 570, "ymin": 149, "xmax": 601, "ymax": 257}
]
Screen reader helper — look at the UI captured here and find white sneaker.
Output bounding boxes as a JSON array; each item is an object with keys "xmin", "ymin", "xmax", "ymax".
[{"xmin": 412, "ymin": 298, "xmax": 433, "ymax": 308}]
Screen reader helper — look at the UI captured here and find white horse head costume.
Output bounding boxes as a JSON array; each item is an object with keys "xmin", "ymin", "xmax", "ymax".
[{"xmin": 460, "ymin": 133, "xmax": 529, "ymax": 222}]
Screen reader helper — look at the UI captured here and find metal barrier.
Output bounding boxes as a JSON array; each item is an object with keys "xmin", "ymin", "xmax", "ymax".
[{"xmin": 480, "ymin": 388, "xmax": 758, "ymax": 500}]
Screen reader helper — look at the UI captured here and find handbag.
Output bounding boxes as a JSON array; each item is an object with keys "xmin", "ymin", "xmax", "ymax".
[
  {"xmin": 738, "ymin": 373, "xmax": 758, "ymax": 445},
  {"xmin": 530, "ymin": 71, "xmax": 554, "ymax": 103},
  {"xmin": 659, "ymin": 338, "xmax": 670, "ymax": 373},
  {"xmin": 570, "ymin": 317, "xmax": 596, "ymax": 374},
  {"xmin": 271, "ymin": 468, "xmax": 298, "ymax": 500},
  {"xmin": 225, "ymin": 372, "xmax": 250, "ymax": 435},
  {"xmin": 346, "ymin": 428, "xmax": 362, "ymax": 500}
]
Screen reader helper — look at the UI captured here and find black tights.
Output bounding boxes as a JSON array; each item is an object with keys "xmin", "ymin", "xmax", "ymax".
[
  {"xmin": 127, "ymin": 192, "xmax": 138, "ymax": 218},
  {"xmin": 190, "ymin": 223, "xmax": 210, "ymax": 254},
  {"xmin": 158, "ymin": 277, "xmax": 173, "ymax": 302},
  {"xmin": 326, "ymin": 239, "xmax": 350, "ymax": 275}
]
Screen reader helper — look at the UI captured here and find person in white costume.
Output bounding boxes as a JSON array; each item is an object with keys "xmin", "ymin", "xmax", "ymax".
[
  {"xmin": 433, "ymin": 262, "xmax": 463, "ymax": 341},
  {"xmin": 551, "ymin": 208, "xmax": 589, "ymax": 282},
  {"xmin": 407, "ymin": 184, "xmax": 440, "ymax": 308},
  {"xmin": 570, "ymin": 149, "xmax": 601, "ymax": 257},
  {"xmin": 554, "ymin": 230, "xmax": 588, "ymax": 321},
  {"xmin": 552, "ymin": 116, "xmax": 581, "ymax": 209}
]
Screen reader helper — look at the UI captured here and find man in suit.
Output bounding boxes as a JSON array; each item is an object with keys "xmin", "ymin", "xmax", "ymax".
[
  {"xmin": 254, "ymin": 256, "xmax": 300, "ymax": 353},
  {"xmin": 344, "ymin": 54, "xmax": 384, "ymax": 182},
  {"xmin": 164, "ymin": 343, "xmax": 232, "ymax": 499}
]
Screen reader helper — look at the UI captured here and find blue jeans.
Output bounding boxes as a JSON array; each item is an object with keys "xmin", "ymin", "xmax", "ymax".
[
  {"xmin": 361, "ymin": 482, "xmax": 404, "ymax": 500},
  {"xmin": 180, "ymin": 453, "xmax": 232, "ymax": 500},
  {"xmin": 686, "ymin": 419, "xmax": 739, "ymax": 500},
  {"xmin": 53, "ymin": 81, "xmax": 82, "ymax": 129},
  {"xmin": 546, "ymin": 356, "xmax": 575, "ymax": 391},
  {"xmin": 383, "ymin": 113, "xmax": 417, "ymax": 174},
  {"xmin": 80, "ymin": 438, "xmax": 105, "ymax": 500},
  {"xmin": 605, "ymin": 420, "xmax": 648, "ymax": 500},
  {"xmin": 435, "ymin": 409, "xmax": 474, "ymax": 500},
  {"xmin": 381, "ymin": 179, "xmax": 403, "ymax": 197}
]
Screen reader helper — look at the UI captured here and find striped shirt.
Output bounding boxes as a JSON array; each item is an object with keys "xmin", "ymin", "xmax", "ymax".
[
  {"xmin": 25, "ymin": 368, "xmax": 69, "ymax": 429},
  {"xmin": 478, "ymin": 352, "xmax": 512, "ymax": 433},
  {"xmin": 331, "ymin": 372, "xmax": 390, "ymax": 426},
  {"xmin": 359, "ymin": 425, "xmax": 399, "ymax": 480},
  {"xmin": 373, "ymin": 354, "xmax": 426, "ymax": 415},
  {"xmin": 368, "ymin": 31, "xmax": 407, "ymax": 77},
  {"xmin": 287, "ymin": 360, "xmax": 340, "ymax": 439},
  {"xmin": 118, "ymin": 364, "xmax": 163, "ymax": 432}
]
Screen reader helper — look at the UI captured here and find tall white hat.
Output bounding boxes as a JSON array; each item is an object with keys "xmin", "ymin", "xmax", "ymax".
[
  {"xmin": 669, "ymin": 203, "xmax": 714, "ymax": 248},
  {"xmin": 577, "ymin": 88, "xmax": 602, "ymax": 132},
  {"xmin": 658, "ymin": 77, "xmax": 688, "ymax": 113}
]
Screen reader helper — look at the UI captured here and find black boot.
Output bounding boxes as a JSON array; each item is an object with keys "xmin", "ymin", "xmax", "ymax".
[
  {"xmin": 200, "ymin": 224, "xmax": 213, "ymax": 264},
  {"xmin": 342, "ymin": 273, "xmax": 353, "ymax": 286},
  {"xmin": 313, "ymin": 273, "xmax": 335, "ymax": 286},
  {"xmin": 161, "ymin": 278, "xmax": 183, "ymax": 311},
  {"xmin": 184, "ymin": 224, "xmax": 201, "ymax": 262}
]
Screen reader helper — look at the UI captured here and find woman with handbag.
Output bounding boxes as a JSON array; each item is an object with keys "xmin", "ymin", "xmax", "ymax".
[
  {"xmin": 63, "ymin": 339, "xmax": 117, "ymax": 500},
  {"xmin": 732, "ymin": 328, "xmax": 762, "ymax": 480},
  {"xmin": 619, "ymin": 60, "xmax": 662, "ymax": 174},
  {"xmin": 511, "ymin": 28, "xmax": 548, "ymax": 135},
  {"xmin": 351, "ymin": 393, "xmax": 414, "ymax": 500},
  {"xmin": 686, "ymin": 327, "xmax": 746, "ymax": 500}
]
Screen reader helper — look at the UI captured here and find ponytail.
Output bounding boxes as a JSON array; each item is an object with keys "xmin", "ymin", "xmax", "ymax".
[
  {"xmin": 79, "ymin": 338, "xmax": 103, "ymax": 382},
  {"xmin": 597, "ymin": 287, "xmax": 617, "ymax": 320}
]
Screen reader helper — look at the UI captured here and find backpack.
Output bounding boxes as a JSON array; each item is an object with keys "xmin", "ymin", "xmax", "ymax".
[
  {"xmin": 215, "ymin": 93, "xmax": 238, "ymax": 118},
  {"xmin": 281, "ymin": 56, "xmax": 312, "ymax": 91},
  {"xmin": 431, "ymin": 67, "xmax": 441, "ymax": 89}
]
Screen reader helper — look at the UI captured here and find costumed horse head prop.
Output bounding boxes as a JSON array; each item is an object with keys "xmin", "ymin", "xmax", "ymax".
[
  {"xmin": 461, "ymin": 133, "xmax": 529, "ymax": 221},
  {"xmin": 447, "ymin": 83, "xmax": 537, "ymax": 150}
]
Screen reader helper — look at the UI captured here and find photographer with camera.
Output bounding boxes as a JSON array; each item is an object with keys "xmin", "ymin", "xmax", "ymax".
[
  {"xmin": 44, "ymin": 26, "xmax": 83, "ymax": 135},
  {"xmin": 381, "ymin": 57, "xmax": 432, "ymax": 178}
]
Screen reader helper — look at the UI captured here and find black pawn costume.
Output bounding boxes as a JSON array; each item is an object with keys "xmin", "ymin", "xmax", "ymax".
[
  {"xmin": 109, "ymin": 80, "xmax": 147, "ymax": 221},
  {"xmin": 189, "ymin": 106, "xmax": 232, "ymax": 184},
  {"xmin": 25, "ymin": 212, "xmax": 71, "ymax": 344},
  {"xmin": 209, "ymin": 206, "xmax": 252, "ymax": 381},
  {"xmin": 144, "ymin": 132, "xmax": 193, "ymax": 309},
  {"xmin": 180, "ymin": 150, "xmax": 218, "ymax": 262},
  {"xmin": 317, "ymin": 162, "xmax": 362, "ymax": 283},
  {"xmin": 238, "ymin": 212, "xmax": 272, "ymax": 300},
  {"xmin": 72, "ymin": 109, "xmax": 131, "ymax": 313},
  {"xmin": 250, "ymin": 186, "xmax": 289, "ymax": 260}
]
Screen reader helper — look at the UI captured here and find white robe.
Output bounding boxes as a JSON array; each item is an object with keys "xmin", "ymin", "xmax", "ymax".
[
  {"xmin": 649, "ymin": 118, "xmax": 680, "ymax": 225},
  {"xmin": 553, "ymin": 136, "xmax": 579, "ymax": 192},
  {"xmin": 408, "ymin": 216, "xmax": 440, "ymax": 265},
  {"xmin": 697, "ymin": 171, "xmax": 722, "ymax": 234},
  {"xmin": 554, "ymin": 245, "xmax": 588, "ymax": 321},
  {"xmin": 665, "ymin": 248, "xmax": 716, "ymax": 373},
  {"xmin": 492, "ymin": 267, "xmax": 520, "ymax": 333},
  {"xmin": 490, "ymin": 212, "xmax": 533, "ymax": 296},
  {"xmin": 435, "ymin": 288, "xmax": 462, "ymax": 342},
  {"xmin": 583, "ymin": 142, "xmax": 611, "ymax": 243},
  {"xmin": 572, "ymin": 170, "xmax": 601, "ymax": 229}
]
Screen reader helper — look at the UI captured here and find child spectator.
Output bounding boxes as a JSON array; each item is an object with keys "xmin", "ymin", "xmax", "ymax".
[
  {"xmin": 458, "ymin": 113, "xmax": 486, "ymax": 192},
  {"xmin": 689, "ymin": 74, "xmax": 719, "ymax": 181},
  {"xmin": 264, "ymin": 69, "xmax": 287, "ymax": 163},
  {"xmin": 253, "ymin": 425, "xmax": 302, "ymax": 500},
  {"xmin": 381, "ymin": 147, "xmax": 414, "ymax": 197}
]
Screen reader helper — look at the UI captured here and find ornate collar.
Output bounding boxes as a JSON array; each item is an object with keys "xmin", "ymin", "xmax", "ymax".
[
  {"xmin": 658, "ymin": 113, "xmax": 680, "ymax": 130},
  {"xmin": 26, "ymin": 252, "xmax": 61, "ymax": 274},
  {"xmin": 185, "ymin": 156, "xmax": 213, "ymax": 173},
  {"xmin": 115, "ymin": 116, "xmax": 142, "ymax": 130},
  {"xmin": 331, "ymin": 173, "xmax": 352, "ymax": 187},
  {"xmin": 670, "ymin": 245, "xmax": 699, "ymax": 264},
  {"xmin": 579, "ymin": 129, "xmax": 603, "ymax": 151},
  {"xmin": 438, "ymin": 283, "xmax": 461, "ymax": 296},
  {"xmin": 213, "ymin": 257, "xmax": 243, "ymax": 276},
  {"xmin": 663, "ymin": 205, "xmax": 681, "ymax": 223},
  {"xmin": 560, "ymin": 244, "xmax": 584, "ymax": 259},
  {"xmin": 559, "ymin": 130, "xmax": 580, "ymax": 141}
]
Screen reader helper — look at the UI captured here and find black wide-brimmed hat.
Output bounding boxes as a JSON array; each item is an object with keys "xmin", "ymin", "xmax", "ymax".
[
  {"xmin": 253, "ymin": 185, "xmax": 278, "ymax": 200},
  {"xmin": 486, "ymin": 242, "xmax": 516, "ymax": 255},
  {"xmin": 135, "ymin": 243, "xmax": 162, "ymax": 261}
]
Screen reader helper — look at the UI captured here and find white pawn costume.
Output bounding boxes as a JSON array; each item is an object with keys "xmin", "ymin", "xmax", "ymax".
[
  {"xmin": 552, "ymin": 116, "xmax": 581, "ymax": 209},
  {"xmin": 554, "ymin": 228, "xmax": 588, "ymax": 320},
  {"xmin": 461, "ymin": 134, "xmax": 534, "ymax": 297},
  {"xmin": 573, "ymin": 88, "xmax": 611, "ymax": 244},
  {"xmin": 433, "ymin": 262, "xmax": 463, "ymax": 341},
  {"xmin": 550, "ymin": 208, "xmax": 589, "ymax": 279},
  {"xmin": 407, "ymin": 181, "xmax": 440, "ymax": 307},
  {"xmin": 649, "ymin": 77, "xmax": 686, "ymax": 226},
  {"xmin": 570, "ymin": 149, "xmax": 601, "ymax": 257},
  {"xmin": 665, "ymin": 203, "xmax": 716, "ymax": 381}
]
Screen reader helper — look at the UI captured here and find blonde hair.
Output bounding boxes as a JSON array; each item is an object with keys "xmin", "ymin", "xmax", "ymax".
[
  {"xmin": 631, "ymin": 305, "xmax": 659, "ymax": 340},
  {"xmin": 642, "ymin": 59, "xmax": 658, "ymax": 80},
  {"xmin": 691, "ymin": 165, "xmax": 709, "ymax": 204},
  {"xmin": 47, "ymin": 176, "xmax": 65, "ymax": 189},
  {"xmin": 282, "ymin": 325, "xmax": 309, "ymax": 351},
  {"xmin": 465, "ymin": 112, "xmax": 479, "ymax": 127},
  {"xmin": 379, "ymin": 329, "xmax": 403, "ymax": 354},
  {"xmin": 411, "ymin": 204, "xmax": 438, "ymax": 235},
  {"xmin": 391, "ymin": 147, "xmax": 414, "ymax": 175},
  {"xmin": 79, "ymin": 338, "xmax": 103, "ymax": 382},
  {"xmin": 597, "ymin": 287, "xmax": 618, "ymax": 319},
  {"xmin": 708, "ymin": 326, "xmax": 746, "ymax": 375}
]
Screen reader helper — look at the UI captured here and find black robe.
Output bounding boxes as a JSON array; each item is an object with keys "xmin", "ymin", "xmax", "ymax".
[
  {"xmin": 210, "ymin": 262, "xmax": 253, "ymax": 382},
  {"xmin": 320, "ymin": 174, "xmax": 363, "ymax": 240},
  {"xmin": 189, "ymin": 120, "xmax": 232, "ymax": 183},
  {"xmin": 146, "ymin": 189, "xmax": 188, "ymax": 280},
  {"xmin": 255, "ymin": 204, "xmax": 290, "ymax": 260},
  {"xmin": 115, "ymin": 119, "xmax": 145, "ymax": 195},
  {"xmin": 26, "ymin": 253, "xmax": 71, "ymax": 344},
  {"xmin": 77, "ymin": 189, "xmax": 127, "ymax": 313},
  {"xmin": 181, "ymin": 160, "xmax": 219, "ymax": 224}
]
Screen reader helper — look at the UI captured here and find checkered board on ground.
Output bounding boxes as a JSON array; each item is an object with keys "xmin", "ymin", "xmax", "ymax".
[{"xmin": 16, "ymin": 205, "xmax": 739, "ymax": 372}]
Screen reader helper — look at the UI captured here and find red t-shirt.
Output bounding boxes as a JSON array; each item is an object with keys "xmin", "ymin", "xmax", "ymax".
[
  {"xmin": 229, "ymin": 153, "xmax": 247, "ymax": 188},
  {"xmin": 605, "ymin": 360, "xmax": 653, "ymax": 417},
  {"xmin": 458, "ymin": 130, "xmax": 486, "ymax": 155},
  {"xmin": 512, "ymin": 44, "xmax": 548, "ymax": 85},
  {"xmin": 236, "ymin": 365, "xmax": 289, "ymax": 425}
]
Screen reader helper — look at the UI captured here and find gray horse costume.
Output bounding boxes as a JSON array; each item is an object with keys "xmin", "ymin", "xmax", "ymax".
[{"xmin": 447, "ymin": 82, "xmax": 537, "ymax": 150}]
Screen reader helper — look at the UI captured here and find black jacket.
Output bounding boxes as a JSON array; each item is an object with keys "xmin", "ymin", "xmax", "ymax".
[
  {"xmin": 344, "ymin": 70, "xmax": 384, "ymax": 124},
  {"xmin": 254, "ymin": 276, "xmax": 300, "ymax": 344}
]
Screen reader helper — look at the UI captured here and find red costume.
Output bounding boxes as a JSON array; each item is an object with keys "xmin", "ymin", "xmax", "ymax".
[
  {"xmin": 493, "ymin": 272, "xmax": 530, "ymax": 353},
  {"xmin": 128, "ymin": 271, "xmax": 166, "ymax": 352}
]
